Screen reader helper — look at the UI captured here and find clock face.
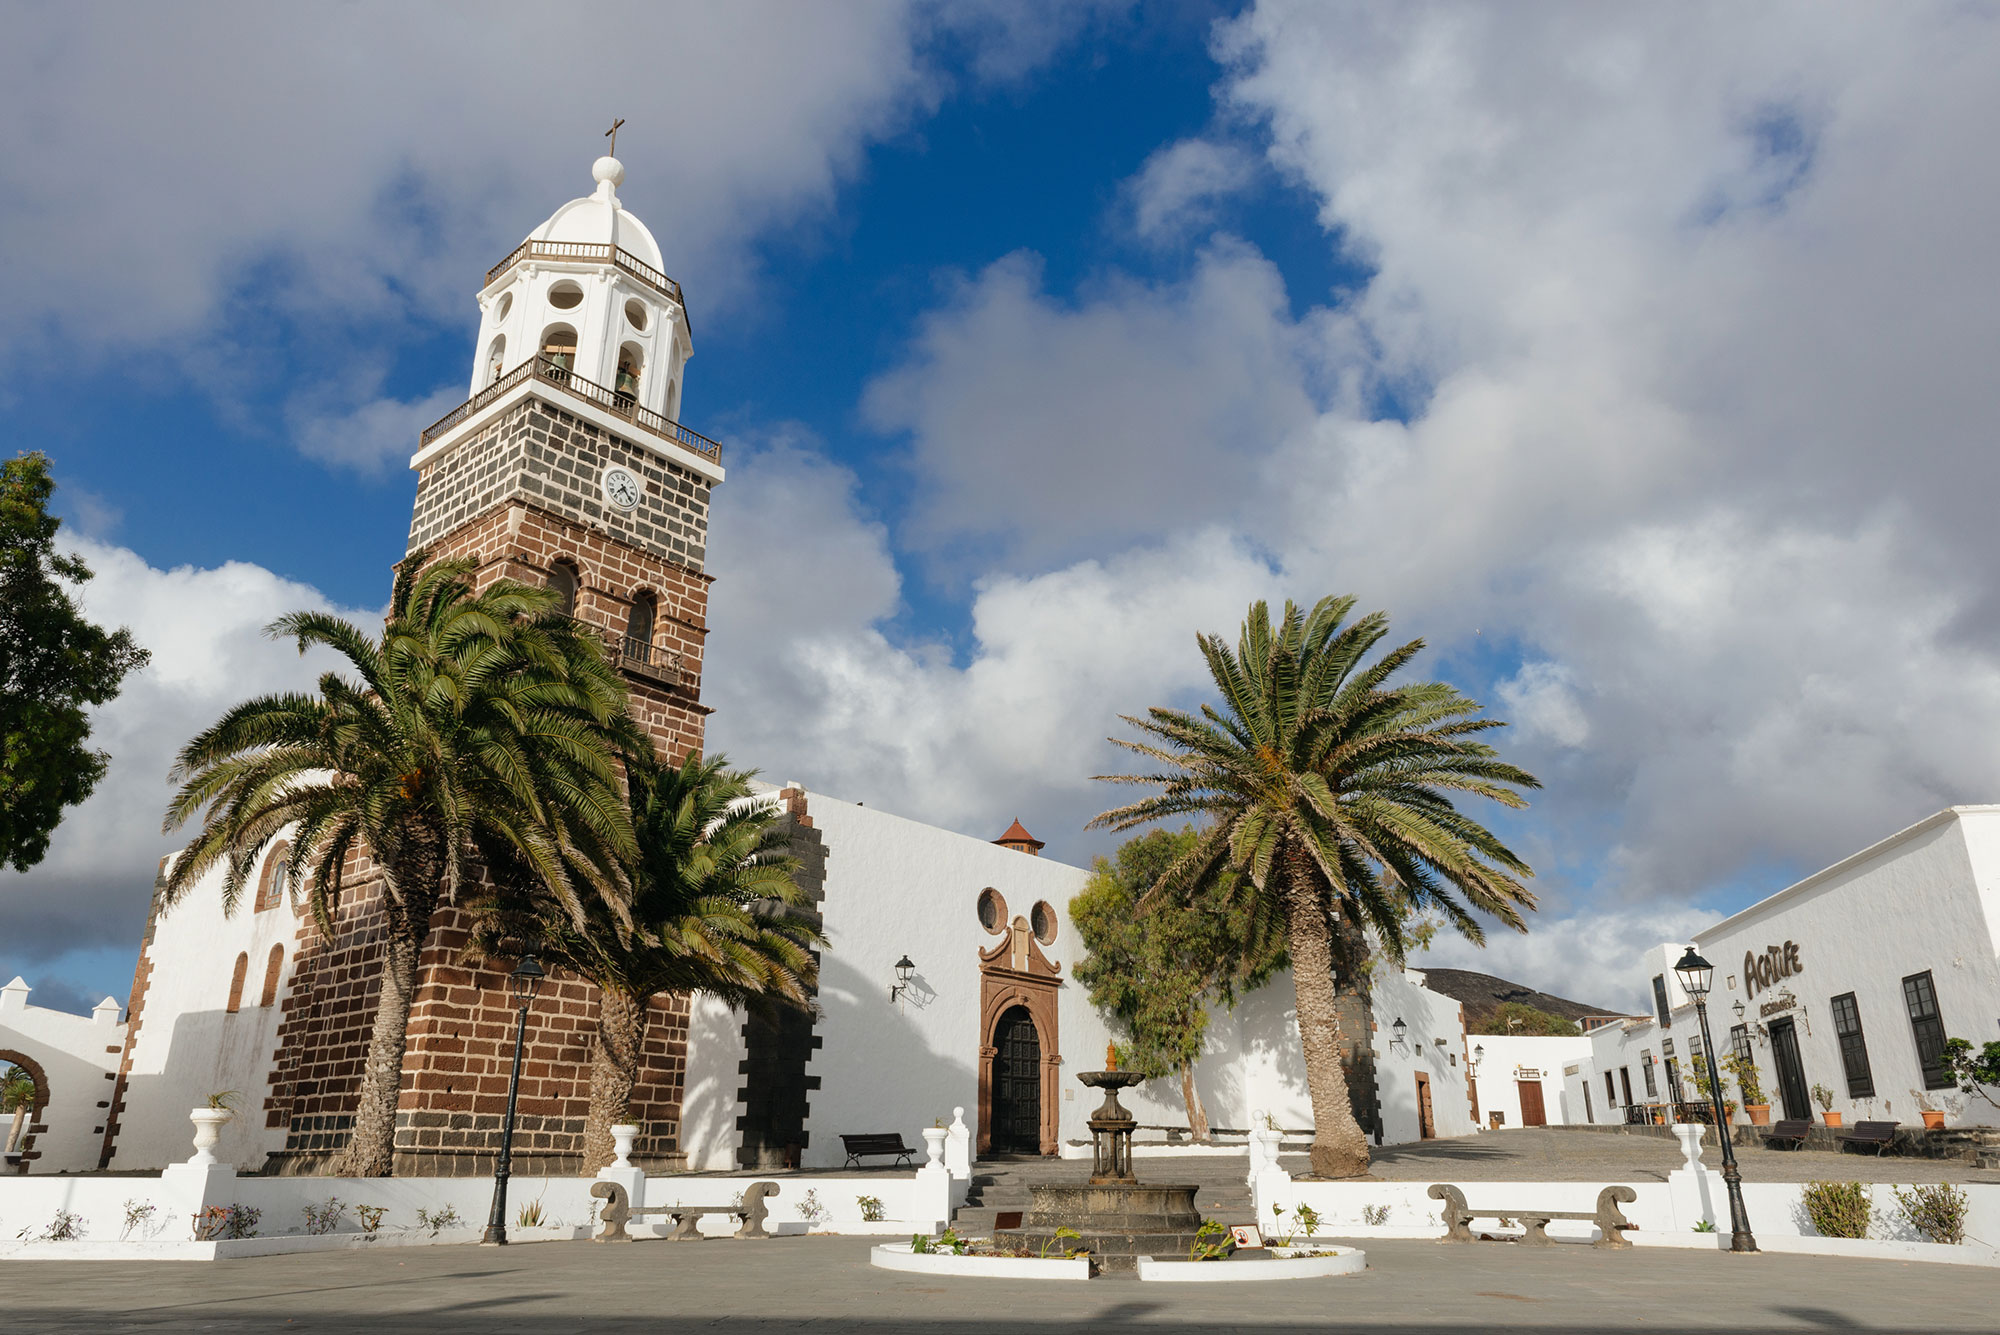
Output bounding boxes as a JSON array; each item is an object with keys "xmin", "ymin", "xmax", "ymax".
[{"xmin": 601, "ymin": 466, "xmax": 643, "ymax": 512}]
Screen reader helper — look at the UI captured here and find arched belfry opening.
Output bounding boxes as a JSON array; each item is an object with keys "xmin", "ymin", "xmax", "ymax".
[
  {"xmin": 615, "ymin": 343, "xmax": 644, "ymax": 410},
  {"xmin": 548, "ymin": 561, "xmax": 580, "ymax": 617},
  {"xmin": 540, "ymin": 325, "xmax": 578, "ymax": 380}
]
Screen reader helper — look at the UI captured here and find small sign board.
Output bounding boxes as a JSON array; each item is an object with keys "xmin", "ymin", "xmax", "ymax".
[{"xmin": 1230, "ymin": 1225, "xmax": 1263, "ymax": 1249}]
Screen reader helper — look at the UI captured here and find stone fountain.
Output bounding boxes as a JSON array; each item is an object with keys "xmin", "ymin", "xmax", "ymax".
[{"xmin": 993, "ymin": 1056, "xmax": 1202, "ymax": 1271}]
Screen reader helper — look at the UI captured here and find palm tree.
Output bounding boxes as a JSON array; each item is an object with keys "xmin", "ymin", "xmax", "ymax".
[
  {"xmin": 160, "ymin": 551, "xmax": 644, "ymax": 1177},
  {"xmin": 2, "ymin": 1064, "xmax": 36, "ymax": 1155},
  {"xmin": 1092, "ymin": 595, "xmax": 1539, "ymax": 1178},
  {"xmin": 475, "ymin": 751, "xmax": 821, "ymax": 1173}
]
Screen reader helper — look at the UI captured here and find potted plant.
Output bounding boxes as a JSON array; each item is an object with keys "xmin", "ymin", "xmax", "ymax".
[
  {"xmin": 188, "ymin": 1091, "xmax": 237, "ymax": 1166},
  {"xmin": 1723, "ymin": 1053, "xmax": 1769, "ymax": 1126},
  {"xmin": 1811, "ymin": 1083, "xmax": 1840, "ymax": 1128},
  {"xmin": 1913, "ymin": 1091, "xmax": 1946, "ymax": 1130}
]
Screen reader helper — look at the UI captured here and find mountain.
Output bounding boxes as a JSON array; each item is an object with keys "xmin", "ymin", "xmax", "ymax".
[{"xmin": 1414, "ymin": 967, "xmax": 1634, "ymax": 1033}]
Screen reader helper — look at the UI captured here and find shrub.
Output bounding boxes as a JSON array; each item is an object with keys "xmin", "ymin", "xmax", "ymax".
[
  {"xmin": 18, "ymin": 1208, "xmax": 84, "ymax": 1242},
  {"xmin": 1041, "ymin": 1225, "xmax": 1083, "ymax": 1259},
  {"xmin": 1692, "ymin": 1219, "xmax": 1717, "ymax": 1233},
  {"xmin": 909, "ymin": 1232, "xmax": 931, "ymax": 1254},
  {"xmin": 515, "ymin": 1198, "xmax": 546, "ymax": 1229},
  {"xmin": 1361, "ymin": 1204, "xmax": 1389, "ymax": 1227},
  {"xmin": 355, "ymin": 1205, "xmax": 388, "ymax": 1234},
  {"xmin": 121, "ymin": 1200, "xmax": 158, "ymax": 1240},
  {"xmin": 1893, "ymin": 1183, "xmax": 1969, "ymax": 1245},
  {"xmin": 194, "ymin": 1204, "xmax": 260, "ymax": 1241},
  {"xmin": 795, "ymin": 1189, "xmax": 829, "ymax": 1226},
  {"xmin": 1189, "ymin": 1218, "xmax": 1231, "ymax": 1261},
  {"xmin": 1293, "ymin": 1202, "xmax": 1322, "ymax": 1238},
  {"xmin": 855, "ymin": 1195, "xmax": 885, "ymax": 1222},
  {"xmin": 415, "ymin": 1206, "xmax": 462, "ymax": 1236},
  {"xmin": 1799, "ymin": 1181, "xmax": 1870, "ymax": 1239},
  {"xmin": 302, "ymin": 1198, "xmax": 346, "ymax": 1236}
]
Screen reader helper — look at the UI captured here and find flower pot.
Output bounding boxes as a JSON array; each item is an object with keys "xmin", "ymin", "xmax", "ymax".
[
  {"xmin": 1744, "ymin": 1104, "xmax": 1771, "ymax": 1126},
  {"xmin": 922, "ymin": 1126, "xmax": 949, "ymax": 1166},
  {"xmin": 609, "ymin": 1123, "xmax": 639, "ymax": 1168},
  {"xmin": 1821, "ymin": 1111, "xmax": 1842, "ymax": 1129},
  {"xmin": 1920, "ymin": 1110, "xmax": 1946, "ymax": 1130},
  {"xmin": 187, "ymin": 1107, "xmax": 234, "ymax": 1166}
]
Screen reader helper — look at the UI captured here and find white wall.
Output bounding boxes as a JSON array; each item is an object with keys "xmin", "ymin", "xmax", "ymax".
[
  {"xmin": 1370, "ymin": 966, "xmax": 1475, "ymax": 1144},
  {"xmin": 0, "ymin": 979, "xmax": 125, "ymax": 1173},
  {"xmin": 108, "ymin": 852, "xmax": 302, "ymax": 1171},
  {"xmin": 1469, "ymin": 1034, "xmax": 1594, "ymax": 1129}
]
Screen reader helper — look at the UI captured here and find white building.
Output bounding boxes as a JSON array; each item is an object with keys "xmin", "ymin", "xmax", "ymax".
[
  {"xmin": 1467, "ymin": 1033, "xmax": 1595, "ymax": 1130},
  {"xmin": 0, "ymin": 977, "xmax": 125, "ymax": 1173},
  {"xmin": 1565, "ymin": 807, "xmax": 2000, "ymax": 1131}
]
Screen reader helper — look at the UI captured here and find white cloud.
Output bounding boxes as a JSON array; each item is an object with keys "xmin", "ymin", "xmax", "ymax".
[
  {"xmin": 1127, "ymin": 138, "xmax": 1259, "ymax": 239},
  {"xmin": 0, "ymin": 540, "xmax": 377, "ymax": 977},
  {"xmin": 290, "ymin": 384, "xmax": 466, "ymax": 474},
  {"xmin": 1495, "ymin": 662, "xmax": 1589, "ymax": 750},
  {"xmin": 1416, "ymin": 904, "xmax": 1720, "ymax": 1018}
]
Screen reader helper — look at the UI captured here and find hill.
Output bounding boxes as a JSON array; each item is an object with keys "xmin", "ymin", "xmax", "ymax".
[{"xmin": 1415, "ymin": 967, "xmax": 1634, "ymax": 1033}]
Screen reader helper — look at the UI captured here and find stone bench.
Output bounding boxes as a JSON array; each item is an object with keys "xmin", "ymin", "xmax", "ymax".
[
  {"xmin": 1427, "ymin": 1183, "xmax": 1636, "ymax": 1249},
  {"xmin": 591, "ymin": 1179, "xmax": 777, "ymax": 1242}
]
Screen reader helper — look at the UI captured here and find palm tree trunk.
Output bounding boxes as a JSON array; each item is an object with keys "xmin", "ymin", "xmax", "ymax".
[
  {"xmin": 332, "ymin": 887, "xmax": 433, "ymax": 1178},
  {"xmin": 581, "ymin": 986, "xmax": 647, "ymax": 1173},
  {"xmin": 1179, "ymin": 1060, "xmax": 1210, "ymax": 1143},
  {"xmin": 1285, "ymin": 853, "xmax": 1371, "ymax": 1178}
]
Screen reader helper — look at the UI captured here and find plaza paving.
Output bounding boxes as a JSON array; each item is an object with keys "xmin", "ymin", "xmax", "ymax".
[{"xmin": 5, "ymin": 1234, "xmax": 1986, "ymax": 1333}]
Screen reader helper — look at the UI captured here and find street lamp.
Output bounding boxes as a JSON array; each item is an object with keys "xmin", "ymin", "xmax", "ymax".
[
  {"xmin": 481, "ymin": 954, "xmax": 545, "ymax": 1246},
  {"xmin": 889, "ymin": 954, "xmax": 916, "ymax": 1004},
  {"xmin": 1674, "ymin": 945, "xmax": 1756, "ymax": 1253}
]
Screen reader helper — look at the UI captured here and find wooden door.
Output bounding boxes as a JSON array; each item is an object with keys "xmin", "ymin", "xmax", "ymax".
[
  {"xmin": 991, "ymin": 1006, "xmax": 1042, "ymax": 1153},
  {"xmin": 1415, "ymin": 1072, "xmax": 1435, "ymax": 1139},
  {"xmin": 1769, "ymin": 1017, "xmax": 1811, "ymax": 1121},
  {"xmin": 1517, "ymin": 1079, "xmax": 1547, "ymax": 1127}
]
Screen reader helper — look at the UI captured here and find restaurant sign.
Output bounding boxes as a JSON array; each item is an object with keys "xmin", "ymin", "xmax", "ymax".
[{"xmin": 1744, "ymin": 941, "xmax": 1802, "ymax": 1001}]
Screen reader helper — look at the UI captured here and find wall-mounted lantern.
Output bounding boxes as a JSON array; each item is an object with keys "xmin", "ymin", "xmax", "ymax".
[
  {"xmin": 1732, "ymin": 998, "xmax": 1746, "ymax": 1023},
  {"xmin": 1471, "ymin": 1044, "xmax": 1485, "ymax": 1071},
  {"xmin": 889, "ymin": 954, "xmax": 916, "ymax": 1004},
  {"xmin": 1391, "ymin": 1017, "xmax": 1408, "ymax": 1050}
]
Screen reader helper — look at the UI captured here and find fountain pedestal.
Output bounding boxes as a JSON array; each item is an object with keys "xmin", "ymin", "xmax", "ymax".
[{"xmin": 993, "ymin": 1070, "xmax": 1201, "ymax": 1271}]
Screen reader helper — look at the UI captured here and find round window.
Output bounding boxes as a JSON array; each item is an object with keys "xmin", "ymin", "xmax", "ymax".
[
  {"xmin": 977, "ymin": 888, "xmax": 1005, "ymax": 933},
  {"xmin": 1030, "ymin": 901, "xmax": 1056, "ymax": 945},
  {"xmin": 625, "ymin": 298, "xmax": 648, "ymax": 331},
  {"xmin": 548, "ymin": 282, "xmax": 584, "ymax": 310},
  {"xmin": 492, "ymin": 292, "xmax": 512, "ymax": 322}
]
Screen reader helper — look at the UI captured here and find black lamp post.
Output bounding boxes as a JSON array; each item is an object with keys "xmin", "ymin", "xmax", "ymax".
[
  {"xmin": 481, "ymin": 954, "xmax": 545, "ymax": 1246},
  {"xmin": 1673, "ymin": 945, "xmax": 1756, "ymax": 1253}
]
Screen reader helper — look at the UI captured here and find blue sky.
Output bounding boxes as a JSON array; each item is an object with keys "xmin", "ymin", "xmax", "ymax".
[{"xmin": 8, "ymin": 2, "xmax": 2000, "ymax": 1017}]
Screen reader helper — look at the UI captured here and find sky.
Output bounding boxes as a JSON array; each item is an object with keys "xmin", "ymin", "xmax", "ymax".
[{"xmin": 6, "ymin": 1, "xmax": 2000, "ymax": 1020}]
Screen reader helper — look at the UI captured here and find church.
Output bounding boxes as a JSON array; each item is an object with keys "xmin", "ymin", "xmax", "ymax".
[{"xmin": 3, "ymin": 152, "xmax": 1484, "ymax": 1178}]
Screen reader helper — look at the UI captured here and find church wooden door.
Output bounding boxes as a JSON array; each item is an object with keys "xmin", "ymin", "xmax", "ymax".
[
  {"xmin": 1517, "ymin": 1079, "xmax": 1547, "ymax": 1127},
  {"xmin": 991, "ymin": 1006, "xmax": 1042, "ymax": 1153}
]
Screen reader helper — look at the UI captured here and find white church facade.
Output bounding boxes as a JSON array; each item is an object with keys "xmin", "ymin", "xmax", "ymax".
[{"xmin": 3, "ymin": 152, "xmax": 1485, "ymax": 1178}]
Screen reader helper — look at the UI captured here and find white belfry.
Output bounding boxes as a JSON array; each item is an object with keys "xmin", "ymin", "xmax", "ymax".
[{"xmin": 468, "ymin": 154, "xmax": 692, "ymax": 422}]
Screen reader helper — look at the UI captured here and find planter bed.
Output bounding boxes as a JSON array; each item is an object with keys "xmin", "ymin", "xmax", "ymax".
[
  {"xmin": 1135, "ymin": 1246, "xmax": 1366, "ymax": 1282},
  {"xmin": 870, "ymin": 1242, "xmax": 1092, "ymax": 1280}
]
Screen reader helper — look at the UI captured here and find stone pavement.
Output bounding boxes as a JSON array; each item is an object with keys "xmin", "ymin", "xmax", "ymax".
[
  {"xmin": 4, "ymin": 1235, "xmax": 1984, "ymax": 1333},
  {"xmin": 1356, "ymin": 1127, "xmax": 2000, "ymax": 1184}
]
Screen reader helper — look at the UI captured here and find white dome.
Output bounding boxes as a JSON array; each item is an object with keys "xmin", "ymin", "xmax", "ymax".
[{"xmin": 527, "ymin": 155, "xmax": 664, "ymax": 275}]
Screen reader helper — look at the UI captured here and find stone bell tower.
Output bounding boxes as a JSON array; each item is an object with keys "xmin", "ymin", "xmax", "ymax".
[{"xmin": 405, "ymin": 151, "xmax": 720, "ymax": 760}]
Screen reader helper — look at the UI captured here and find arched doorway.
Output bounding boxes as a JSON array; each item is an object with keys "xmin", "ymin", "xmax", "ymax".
[
  {"xmin": 990, "ymin": 1007, "xmax": 1041, "ymax": 1154},
  {"xmin": 1, "ymin": 1051, "xmax": 50, "ymax": 1174}
]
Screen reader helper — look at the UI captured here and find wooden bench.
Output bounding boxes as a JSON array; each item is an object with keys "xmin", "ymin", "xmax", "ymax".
[
  {"xmin": 1763, "ymin": 1118, "xmax": 1812, "ymax": 1150},
  {"xmin": 590, "ymin": 1179, "xmax": 776, "ymax": 1242},
  {"xmin": 1428, "ymin": 1183, "xmax": 1636, "ymax": 1249},
  {"xmin": 841, "ymin": 1132, "xmax": 916, "ymax": 1168},
  {"xmin": 1836, "ymin": 1120, "xmax": 1899, "ymax": 1156}
]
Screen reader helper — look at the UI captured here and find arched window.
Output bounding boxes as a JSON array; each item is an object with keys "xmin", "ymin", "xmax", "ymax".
[
  {"xmin": 485, "ymin": 335, "xmax": 506, "ymax": 386},
  {"xmin": 260, "ymin": 945, "xmax": 285, "ymax": 1008},
  {"xmin": 226, "ymin": 953, "xmax": 250, "ymax": 1014},
  {"xmin": 624, "ymin": 591, "xmax": 657, "ymax": 663},
  {"xmin": 548, "ymin": 561, "xmax": 580, "ymax": 617},
  {"xmin": 615, "ymin": 343, "xmax": 644, "ymax": 410},
  {"xmin": 665, "ymin": 375, "xmax": 680, "ymax": 420},
  {"xmin": 540, "ymin": 325, "xmax": 578, "ymax": 381},
  {"xmin": 254, "ymin": 842, "xmax": 291, "ymax": 913}
]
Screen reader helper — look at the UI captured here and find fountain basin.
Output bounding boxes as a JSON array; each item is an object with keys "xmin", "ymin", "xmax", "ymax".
[{"xmin": 993, "ymin": 1181, "xmax": 1203, "ymax": 1271}]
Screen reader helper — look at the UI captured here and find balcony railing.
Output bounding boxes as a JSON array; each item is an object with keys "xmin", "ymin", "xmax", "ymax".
[
  {"xmin": 420, "ymin": 356, "xmax": 722, "ymax": 465},
  {"xmin": 484, "ymin": 239, "xmax": 684, "ymax": 309}
]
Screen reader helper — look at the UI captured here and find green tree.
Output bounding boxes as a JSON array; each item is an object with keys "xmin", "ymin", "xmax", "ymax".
[
  {"xmin": 2, "ymin": 1064, "xmax": 37, "ymax": 1155},
  {"xmin": 1070, "ymin": 826, "xmax": 1284, "ymax": 1141},
  {"xmin": 0, "ymin": 452, "xmax": 149, "ymax": 871},
  {"xmin": 161, "ymin": 551, "xmax": 643, "ymax": 1176},
  {"xmin": 1939, "ymin": 1037, "xmax": 2000, "ymax": 1110},
  {"xmin": 1092, "ymin": 596, "xmax": 1539, "ymax": 1178},
  {"xmin": 475, "ymin": 751, "xmax": 822, "ymax": 1172},
  {"xmin": 1470, "ymin": 1002, "xmax": 1580, "ymax": 1036}
]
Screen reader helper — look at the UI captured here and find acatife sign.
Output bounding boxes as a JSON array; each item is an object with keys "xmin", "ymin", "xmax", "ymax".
[{"xmin": 1743, "ymin": 941, "xmax": 1802, "ymax": 1001}]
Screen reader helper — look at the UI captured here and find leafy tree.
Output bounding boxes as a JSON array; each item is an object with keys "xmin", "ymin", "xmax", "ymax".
[
  {"xmin": 1069, "ymin": 826, "xmax": 1284, "ymax": 1141},
  {"xmin": 1093, "ymin": 596, "xmax": 1539, "ymax": 1178},
  {"xmin": 1470, "ymin": 1002, "xmax": 1580, "ymax": 1037},
  {"xmin": 2, "ymin": 1063, "xmax": 36, "ymax": 1155},
  {"xmin": 474, "ymin": 751, "xmax": 822, "ymax": 1172},
  {"xmin": 1939, "ymin": 1037, "xmax": 2000, "ymax": 1110},
  {"xmin": 161, "ymin": 552, "xmax": 643, "ymax": 1176},
  {"xmin": 0, "ymin": 452, "xmax": 149, "ymax": 871}
]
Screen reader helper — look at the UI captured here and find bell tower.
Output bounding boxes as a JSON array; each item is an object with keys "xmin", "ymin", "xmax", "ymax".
[{"xmin": 406, "ymin": 151, "xmax": 719, "ymax": 759}]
